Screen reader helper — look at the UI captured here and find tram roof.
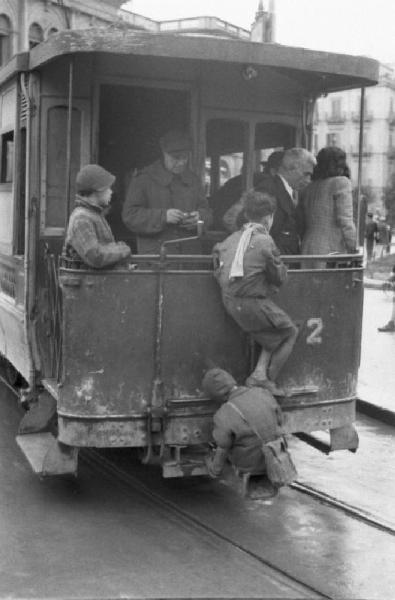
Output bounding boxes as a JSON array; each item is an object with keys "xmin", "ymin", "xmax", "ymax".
[{"xmin": 20, "ymin": 28, "xmax": 380, "ymax": 93}]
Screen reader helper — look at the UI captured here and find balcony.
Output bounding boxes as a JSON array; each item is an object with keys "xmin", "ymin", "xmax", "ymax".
[
  {"xmin": 388, "ymin": 147, "xmax": 395, "ymax": 160},
  {"xmin": 326, "ymin": 112, "xmax": 346, "ymax": 124},
  {"xmin": 350, "ymin": 145, "xmax": 373, "ymax": 158},
  {"xmin": 351, "ymin": 111, "xmax": 374, "ymax": 122},
  {"xmin": 389, "ymin": 112, "xmax": 395, "ymax": 126}
]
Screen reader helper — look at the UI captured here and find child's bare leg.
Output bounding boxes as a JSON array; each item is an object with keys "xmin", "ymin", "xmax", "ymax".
[
  {"xmin": 249, "ymin": 347, "xmax": 271, "ymax": 381},
  {"xmin": 267, "ymin": 325, "xmax": 298, "ymax": 381}
]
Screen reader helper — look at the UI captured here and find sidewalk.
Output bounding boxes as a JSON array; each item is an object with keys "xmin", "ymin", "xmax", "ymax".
[{"xmin": 358, "ymin": 285, "xmax": 395, "ymax": 415}]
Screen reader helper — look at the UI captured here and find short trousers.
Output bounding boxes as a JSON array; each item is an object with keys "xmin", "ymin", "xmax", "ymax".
[{"xmin": 223, "ymin": 294, "xmax": 295, "ymax": 349}]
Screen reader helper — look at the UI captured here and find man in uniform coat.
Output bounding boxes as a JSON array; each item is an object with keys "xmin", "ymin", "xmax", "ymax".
[{"xmin": 122, "ymin": 130, "xmax": 212, "ymax": 253}]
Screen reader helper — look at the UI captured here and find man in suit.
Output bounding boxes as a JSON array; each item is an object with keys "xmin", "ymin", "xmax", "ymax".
[{"xmin": 255, "ymin": 148, "xmax": 316, "ymax": 254}]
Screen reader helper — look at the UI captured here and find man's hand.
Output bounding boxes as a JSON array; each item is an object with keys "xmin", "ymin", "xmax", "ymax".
[
  {"xmin": 180, "ymin": 211, "xmax": 199, "ymax": 230},
  {"xmin": 205, "ymin": 456, "xmax": 221, "ymax": 479},
  {"xmin": 166, "ymin": 209, "xmax": 185, "ymax": 224}
]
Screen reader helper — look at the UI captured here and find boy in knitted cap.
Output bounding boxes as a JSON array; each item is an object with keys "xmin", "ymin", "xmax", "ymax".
[
  {"xmin": 202, "ymin": 368, "xmax": 283, "ymax": 497},
  {"xmin": 213, "ymin": 190, "xmax": 298, "ymax": 396},
  {"xmin": 64, "ymin": 164, "xmax": 131, "ymax": 268}
]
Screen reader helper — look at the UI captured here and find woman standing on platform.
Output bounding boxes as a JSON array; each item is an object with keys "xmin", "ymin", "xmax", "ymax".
[{"xmin": 299, "ymin": 146, "xmax": 357, "ymax": 268}]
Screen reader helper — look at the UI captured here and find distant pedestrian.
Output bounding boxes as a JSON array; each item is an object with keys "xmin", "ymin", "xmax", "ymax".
[
  {"xmin": 374, "ymin": 217, "xmax": 391, "ymax": 259},
  {"xmin": 365, "ymin": 212, "xmax": 378, "ymax": 262},
  {"xmin": 378, "ymin": 266, "xmax": 395, "ymax": 332}
]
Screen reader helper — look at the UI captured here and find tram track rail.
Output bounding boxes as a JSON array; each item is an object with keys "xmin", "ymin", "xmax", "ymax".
[
  {"xmin": 82, "ymin": 447, "xmax": 330, "ymax": 600},
  {"xmin": 290, "ymin": 481, "xmax": 395, "ymax": 535},
  {"xmin": 3, "ymin": 374, "xmax": 394, "ymax": 596}
]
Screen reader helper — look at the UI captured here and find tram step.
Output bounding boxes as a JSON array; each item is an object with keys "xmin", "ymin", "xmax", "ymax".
[{"xmin": 16, "ymin": 433, "xmax": 78, "ymax": 477}]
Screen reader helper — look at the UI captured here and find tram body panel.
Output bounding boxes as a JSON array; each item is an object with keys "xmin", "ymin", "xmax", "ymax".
[
  {"xmin": 59, "ymin": 270, "xmax": 157, "ymax": 417},
  {"xmin": 276, "ymin": 268, "xmax": 363, "ymax": 398},
  {"xmin": 57, "ymin": 261, "xmax": 363, "ymax": 449}
]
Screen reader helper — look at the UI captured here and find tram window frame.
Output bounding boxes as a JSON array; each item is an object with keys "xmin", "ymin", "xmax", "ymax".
[
  {"xmin": 0, "ymin": 129, "xmax": 14, "ymax": 183},
  {"xmin": 205, "ymin": 117, "xmax": 249, "ymax": 196},
  {"xmin": 40, "ymin": 98, "xmax": 90, "ymax": 236}
]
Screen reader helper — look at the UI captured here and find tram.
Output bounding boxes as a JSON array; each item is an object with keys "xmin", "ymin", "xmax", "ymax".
[{"xmin": 0, "ymin": 28, "xmax": 378, "ymax": 476}]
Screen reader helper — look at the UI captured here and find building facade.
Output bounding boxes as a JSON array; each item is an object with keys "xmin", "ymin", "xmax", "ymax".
[
  {"xmin": 0, "ymin": 0, "xmax": 275, "ymax": 65},
  {"xmin": 314, "ymin": 63, "xmax": 395, "ymax": 215}
]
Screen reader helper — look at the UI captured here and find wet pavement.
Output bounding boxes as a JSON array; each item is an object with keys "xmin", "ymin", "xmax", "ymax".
[{"xmin": 0, "ymin": 386, "xmax": 319, "ymax": 599}]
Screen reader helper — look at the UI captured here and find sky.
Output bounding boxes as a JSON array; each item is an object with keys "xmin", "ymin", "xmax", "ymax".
[{"xmin": 122, "ymin": 0, "xmax": 395, "ymax": 64}]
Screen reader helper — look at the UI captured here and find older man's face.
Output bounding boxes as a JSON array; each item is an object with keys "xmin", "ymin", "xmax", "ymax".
[
  {"xmin": 284, "ymin": 160, "xmax": 314, "ymax": 191},
  {"xmin": 163, "ymin": 150, "xmax": 190, "ymax": 175}
]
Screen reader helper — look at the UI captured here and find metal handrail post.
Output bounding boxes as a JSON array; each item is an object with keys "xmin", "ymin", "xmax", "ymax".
[{"xmin": 356, "ymin": 87, "xmax": 365, "ymax": 249}]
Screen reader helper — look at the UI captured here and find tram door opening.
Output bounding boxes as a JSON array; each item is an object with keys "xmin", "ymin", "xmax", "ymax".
[{"xmin": 98, "ymin": 85, "xmax": 190, "ymax": 244}]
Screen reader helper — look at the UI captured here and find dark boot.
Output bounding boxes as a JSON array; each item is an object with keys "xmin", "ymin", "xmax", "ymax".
[{"xmin": 378, "ymin": 320, "xmax": 395, "ymax": 332}]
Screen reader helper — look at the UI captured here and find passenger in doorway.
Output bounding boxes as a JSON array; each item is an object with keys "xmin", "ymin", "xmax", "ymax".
[
  {"xmin": 365, "ymin": 212, "xmax": 378, "ymax": 262},
  {"xmin": 378, "ymin": 266, "xmax": 395, "ymax": 332},
  {"xmin": 213, "ymin": 190, "xmax": 298, "ymax": 396},
  {"xmin": 222, "ymin": 150, "xmax": 284, "ymax": 233},
  {"xmin": 202, "ymin": 367, "xmax": 283, "ymax": 498},
  {"xmin": 64, "ymin": 164, "xmax": 131, "ymax": 269},
  {"xmin": 299, "ymin": 146, "xmax": 357, "ymax": 269},
  {"xmin": 122, "ymin": 130, "xmax": 212, "ymax": 253},
  {"xmin": 254, "ymin": 148, "xmax": 316, "ymax": 254}
]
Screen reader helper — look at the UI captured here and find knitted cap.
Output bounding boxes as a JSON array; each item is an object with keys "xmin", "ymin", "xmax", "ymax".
[
  {"xmin": 76, "ymin": 164, "xmax": 115, "ymax": 193},
  {"xmin": 160, "ymin": 130, "xmax": 192, "ymax": 153},
  {"xmin": 202, "ymin": 368, "xmax": 236, "ymax": 399}
]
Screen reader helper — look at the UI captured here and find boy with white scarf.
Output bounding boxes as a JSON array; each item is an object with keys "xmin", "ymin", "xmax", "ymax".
[{"xmin": 213, "ymin": 190, "xmax": 298, "ymax": 396}]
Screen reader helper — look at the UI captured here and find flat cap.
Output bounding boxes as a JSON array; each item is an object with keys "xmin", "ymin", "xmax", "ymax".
[
  {"xmin": 160, "ymin": 130, "xmax": 192, "ymax": 153},
  {"xmin": 76, "ymin": 164, "xmax": 115, "ymax": 193},
  {"xmin": 202, "ymin": 368, "xmax": 236, "ymax": 399}
]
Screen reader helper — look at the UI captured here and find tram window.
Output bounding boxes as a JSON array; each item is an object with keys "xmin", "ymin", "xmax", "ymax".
[
  {"xmin": 0, "ymin": 130, "xmax": 13, "ymax": 183},
  {"xmin": 0, "ymin": 14, "xmax": 11, "ymax": 66},
  {"xmin": 45, "ymin": 106, "xmax": 81, "ymax": 228},
  {"xmin": 254, "ymin": 122, "xmax": 295, "ymax": 172},
  {"xmin": 205, "ymin": 119, "xmax": 247, "ymax": 196}
]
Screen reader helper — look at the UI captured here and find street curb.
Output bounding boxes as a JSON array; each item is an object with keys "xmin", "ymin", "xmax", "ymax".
[
  {"xmin": 357, "ymin": 398, "xmax": 395, "ymax": 426},
  {"xmin": 363, "ymin": 278, "xmax": 384, "ymax": 290}
]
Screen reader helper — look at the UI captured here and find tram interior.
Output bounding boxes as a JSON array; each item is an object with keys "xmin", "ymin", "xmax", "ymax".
[
  {"xmin": 95, "ymin": 82, "xmax": 298, "ymax": 252},
  {"xmin": 98, "ymin": 84, "xmax": 190, "ymax": 246}
]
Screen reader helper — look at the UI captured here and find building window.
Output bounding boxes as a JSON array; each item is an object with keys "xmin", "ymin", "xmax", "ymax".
[
  {"xmin": 331, "ymin": 98, "xmax": 342, "ymax": 118},
  {"xmin": 326, "ymin": 132, "xmax": 339, "ymax": 146},
  {"xmin": 0, "ymin": 14, "xmax": 11, "ymax": 66},
  {"xmin": 29, "ymin": 23, "xmax": 44, "ymax": 49},
  {"xmin": 1, "ymin": 130, "xmax": 14, "ymax": 183},
  {"xmin": 47, "ymin": 27, "xmax": 58, "ymax": 39}
]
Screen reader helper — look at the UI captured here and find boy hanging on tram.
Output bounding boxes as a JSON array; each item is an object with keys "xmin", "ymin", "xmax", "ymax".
[{"xmin": 212, "ymin": 190, "xmax": 298, "ymax": 397}]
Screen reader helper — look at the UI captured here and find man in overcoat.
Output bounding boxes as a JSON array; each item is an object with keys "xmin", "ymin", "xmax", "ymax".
[
  {"xmin": 122, "ymin": 130, "xmax": 212, "ymax": 253},
  {"xmin": 255, "ymin": 148, "xmax": 316, "ymax": 254}
]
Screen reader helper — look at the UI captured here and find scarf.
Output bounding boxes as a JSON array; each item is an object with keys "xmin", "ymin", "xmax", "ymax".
[{"xmin": 229, "ymin": 222, "xmax": 266, "ymax": 279}]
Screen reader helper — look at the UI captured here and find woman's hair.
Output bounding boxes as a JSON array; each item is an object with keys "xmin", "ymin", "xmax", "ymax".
[
  {"xmin": 313, "ymin": 146, "xmax": 350, "ymax": 180},
  {"xmin": 243, "ymin": 189, "xmax": 276, "ymax": 221}
]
